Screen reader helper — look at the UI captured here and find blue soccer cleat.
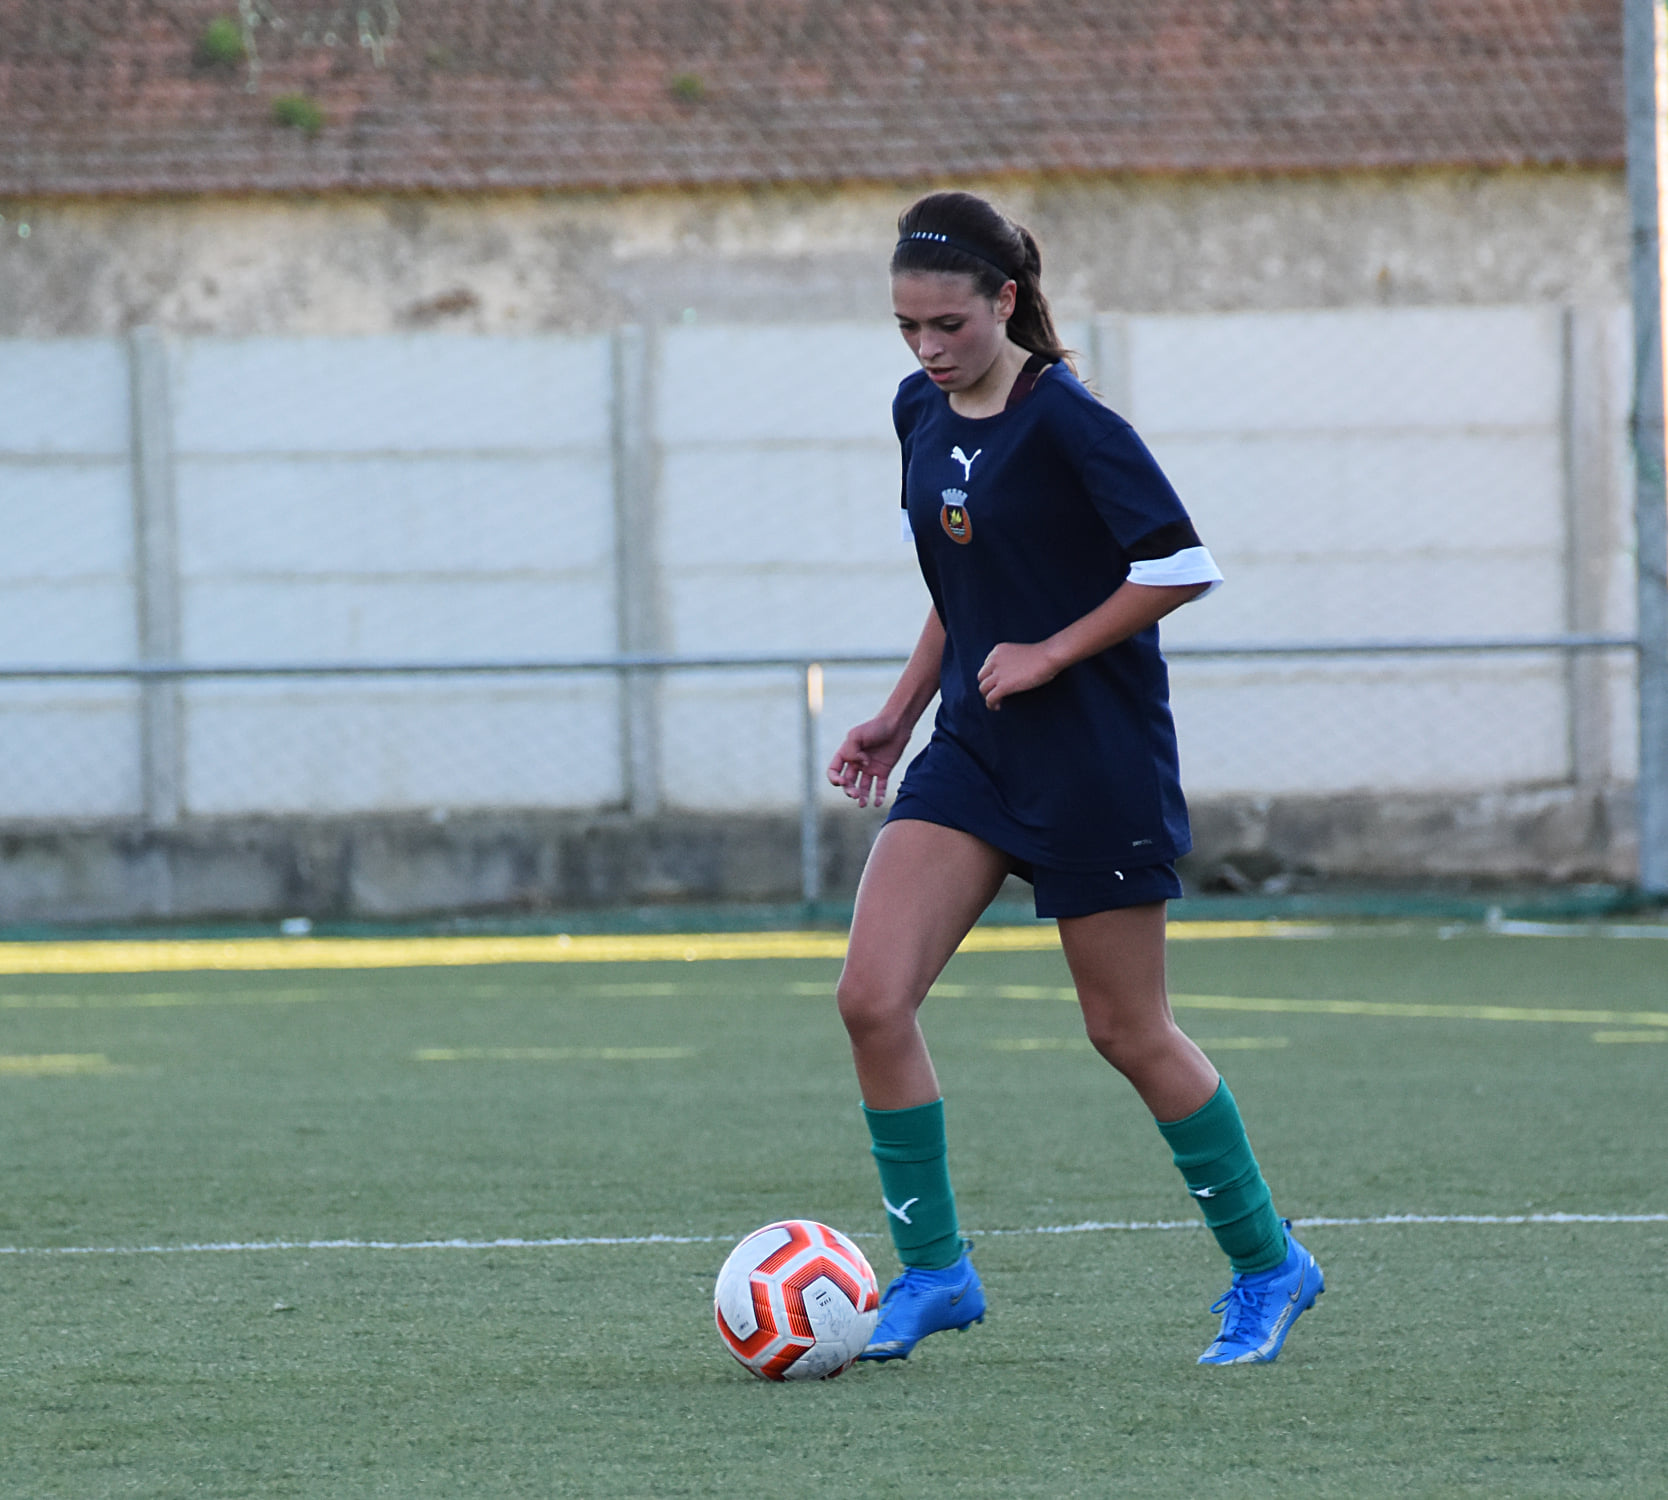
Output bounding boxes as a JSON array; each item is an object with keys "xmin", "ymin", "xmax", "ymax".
[
  {"xmin": 859, "ymin": 1247, "xmax": 986, "ymax": 1361},
  {"xmin": 1197, "ymin": 1222, "xmax": 1324, "ymax": 1365}
]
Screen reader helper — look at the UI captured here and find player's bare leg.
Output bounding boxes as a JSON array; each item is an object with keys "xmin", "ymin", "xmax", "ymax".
[
  {"xmin": 1060, "ymin": 901, "xmax": 1320, "ymax": 1362},
  {"xmin": 837, "ymin": 818, "xmax": 1010, "ymax": 1110},
  {"xmin": 1056, "ymin": 901, "xmax": 1219, "ymax": 1121},
  {"xmin": 839, "ymin": 818, "xmax": 1007, "ymax": 1357}
]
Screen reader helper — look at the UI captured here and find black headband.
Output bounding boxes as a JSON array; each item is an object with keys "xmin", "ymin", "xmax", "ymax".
[{"xmin": 895, "ymin": 229, "xmax": 1015, "ymax": 281}]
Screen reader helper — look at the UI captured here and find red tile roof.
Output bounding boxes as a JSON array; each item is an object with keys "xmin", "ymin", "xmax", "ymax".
[{"xmin": 0, "ymin": 1, "xmax": 1625, "ymax": 197}]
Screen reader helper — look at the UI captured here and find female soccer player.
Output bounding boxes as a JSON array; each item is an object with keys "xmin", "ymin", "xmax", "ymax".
[{"xmin": 827, "ymin": 191, "xmax": 1322, "ymax": 1367}]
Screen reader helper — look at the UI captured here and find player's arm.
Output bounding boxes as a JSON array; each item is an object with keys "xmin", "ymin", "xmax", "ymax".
[
  {"xmin": 977, "ymin": 581, "xmax": 1207, "ymax": 711},
  {"xmin": 827, "ymin": 608, "xmax": 944, "ymax": 807}
]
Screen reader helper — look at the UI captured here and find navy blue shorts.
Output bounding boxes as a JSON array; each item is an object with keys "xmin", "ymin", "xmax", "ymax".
[{"xmin": 886, "ymin": 790, "xmax": 1183, "ymax": 919}]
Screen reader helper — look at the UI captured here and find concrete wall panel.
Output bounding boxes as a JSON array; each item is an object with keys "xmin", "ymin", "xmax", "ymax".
[
  {"xmin": 0, "ymin": 581, "xmax": 137, "ymax": 664},
  {"xmin": 658, "ymin": 666, "xmax": 932, "ymax": 813},
  {"xmin": 657, "ymin": 325, "xmax": 910, "ymax": 444},
  {"xmin": 171, "ymin": 335, "xmax": 611, "ymax": 454},
  {"xmin": 1165, "ymin": 431, "xmax": 1564, "ymax": 558},
  {"xmin": 657, "ymin": 669, "xmax": 801, "ymax": 808},
  {"xmin": 664, "ymin": 567, "xmax": 928, "ymax": 655},
  {"xmin": 0, "ymin": 339, "xmax": 129, "ymax": 454},
  {"xmin": 1171, "ymin": 657, "xmax": 1569, "ymax": 795},
  {"xmin": 1130, "ymin": 307, "xmax": 1562, "ymax": 435},
  {"xmin": 0, "ymin": 684, "xmax": 141, "ymax": 818},
  {"xmin": 175, "ymin": 456, "xmax": 613, "ymax": 576},
  {"xmin": 1167, "ymin": 554, "xmax": 1566, "ymax": 643},
  {"xmin": 180, "ymin": 576, "xmax": 617, "ymax": 661},
  {"xmin": 0, "ymin": 466, "xmax": 133, "ymax": 580},
  {"xmin": 659, "ymin": 444, "xmax": 902, "ymax": 567},
  {"xmin": 181, "ymin": 679, "xmax": 621, "ymax": 815}
]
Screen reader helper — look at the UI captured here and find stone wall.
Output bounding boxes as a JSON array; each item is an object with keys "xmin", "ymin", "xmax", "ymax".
[
  {"xmin": 0, "ymin": 786, "xmax": 1635, "ymax": 928},
  {"xmin": 0, "ymin": 169, "xmax": 1628, "ymax": 338}
]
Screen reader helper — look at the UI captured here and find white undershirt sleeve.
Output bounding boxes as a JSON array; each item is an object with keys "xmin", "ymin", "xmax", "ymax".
[{"xmin": 1126, "ymin": 545, "xmax": 1224, "ymax": 597}]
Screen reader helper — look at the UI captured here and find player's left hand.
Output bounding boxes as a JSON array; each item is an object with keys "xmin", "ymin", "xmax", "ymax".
[{"xmin": 978, "ymin": 641, "xmax": 1059, "ymax": 710}]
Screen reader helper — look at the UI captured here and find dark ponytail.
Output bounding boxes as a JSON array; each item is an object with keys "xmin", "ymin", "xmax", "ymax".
[{"xmin": 891, "ymin": 191, "xmax": 1072, "ymax": 368}]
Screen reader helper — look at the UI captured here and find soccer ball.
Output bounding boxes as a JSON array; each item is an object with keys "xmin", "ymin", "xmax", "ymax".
[{"xmin": 713, "ymin": 1219, "xmax": 881, "ymax": 1381}]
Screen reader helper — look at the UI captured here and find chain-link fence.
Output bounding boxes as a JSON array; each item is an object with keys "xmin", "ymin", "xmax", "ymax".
[{"xmin": 0, "ymin": 306, "xmax": 1644, "ymax": 918}]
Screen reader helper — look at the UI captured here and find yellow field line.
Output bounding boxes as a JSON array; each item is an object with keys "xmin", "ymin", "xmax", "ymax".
[
  {"xmin": 0, "ymin": 1053, "xmax": 123, "ymax": 1077},
  {"xmin": 0, "ymin": 922, "xmax": 1330, "ymax": 976},
  {"xmin": 413, "ymin": 1046, "xmax": 697, "ymax": 1063},
  {"xmin": 1166, "ymin": 923, "xmax": 1328, "ymax": 942},
  {"xmin": 928, "ymin": 984, "xmax": 1668, "ymax": 1029},
  {"xmin": 0, "ymin": 932, "xmax": 837, "ymax": 974},
  {"xmin": 1169, "ymin": 994, "xmax": 1668, "ymax": 1028},
  {"xmin": 990, "ymin": 1035, "xmax": 1289, "ymax": 1052},
  {"xmin": 0, "ymin": 989, "xmax": 333, "ymax": 1010}
]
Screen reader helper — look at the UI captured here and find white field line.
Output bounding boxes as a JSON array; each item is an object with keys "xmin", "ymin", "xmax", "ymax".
[
  {"xmin": 981, "ymin": 1212, "xmax": 1668, "ymax": 1235},
  {"xmin": 1488, "ymin": 920, "xmax": 1668, "ymax": 938},
  {"xmin": 3, "ymin": 1211, "xmax": 1664, "ymax": 1258}
]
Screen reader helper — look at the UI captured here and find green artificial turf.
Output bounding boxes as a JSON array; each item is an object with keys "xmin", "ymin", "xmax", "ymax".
[{"xmin": 1, "ymin": 926, "xmax": 1664, "ymax": 1496}]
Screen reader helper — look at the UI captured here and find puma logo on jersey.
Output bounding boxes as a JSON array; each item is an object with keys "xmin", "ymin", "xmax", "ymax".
[
  {"xmin": 951, "ymin": 446, "xmax": 982, "ymax": 480},
  {"xmin": 883, "ymin": 1196, "xmax": 920, "ymax": 1224}
]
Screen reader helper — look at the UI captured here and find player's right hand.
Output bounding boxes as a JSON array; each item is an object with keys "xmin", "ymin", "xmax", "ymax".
[{"xmin": 826, "ymin": 715, "xmax": 911, "ymax": 808}]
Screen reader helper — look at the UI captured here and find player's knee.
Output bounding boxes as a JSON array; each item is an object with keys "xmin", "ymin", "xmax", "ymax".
[
  {"xmin": 835, "ymin": 972, "xmax": 909, "ymax": 1043},
  {"xmin": 1082, "ymin": 1015, "xmax": 1170, "ymax": 1078},
  {"xmin": 1083, "ymin": 1023, "xmax": 1134, "ymax": 1072}
]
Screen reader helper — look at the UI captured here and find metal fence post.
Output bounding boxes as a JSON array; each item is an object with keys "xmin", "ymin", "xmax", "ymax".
[
  {"xmin": 611, "ymin": 324, "xmax": 662, "ymax": 817},
  {"xmin": 800, "ymin": 662, "xmax": 824, "ymax": 903},
  {"xmin": 1089, "ymin": 314, "xmax": 1133, "ymax": 415},
  {"xmin": 1561, "ymin": 306, "xmax": 1618, "ymax": 789},
  {"xmin": 1625, "ymin": 0, "xmax": 1668, "ymax": 894},
  {"xmin": 128, "ymin": 326, "xmax": 182, "ymax": 828}
]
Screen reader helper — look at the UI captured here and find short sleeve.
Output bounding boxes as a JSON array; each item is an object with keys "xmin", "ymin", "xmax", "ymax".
[
  {"xmin": 893, "ymin": 375, "xmax": 928, "ymax": 540},
  {"xmin": 894, "ymin": 408, "xmax": 913, "ymax": 539},
  {"xmin": 1077, "ymin": 421, "xmax": 1224, "ymax": 595},
  {"xmin": 1077, "ymin": 423, "xmax": 1193, "ymax": 554}
]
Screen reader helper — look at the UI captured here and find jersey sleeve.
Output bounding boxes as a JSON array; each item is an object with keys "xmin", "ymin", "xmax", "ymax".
[
  {"xmin": 893, "ymin": 375, "xmax": 926, "ymax": 542},
  {"xmin": 1078, "ymin": 422, "xmax": 1224, "ymax": 595}
]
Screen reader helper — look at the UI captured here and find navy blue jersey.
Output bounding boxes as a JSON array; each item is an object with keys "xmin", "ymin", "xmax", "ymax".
[{"xmin": 893, "ymin": 363, "xmax": 1218, "ymax": 872}]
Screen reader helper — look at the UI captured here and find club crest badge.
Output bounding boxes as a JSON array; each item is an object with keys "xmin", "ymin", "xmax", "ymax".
[{"xmin": 940, "ymin": 489, "xmax": 973, "ymax": 545}]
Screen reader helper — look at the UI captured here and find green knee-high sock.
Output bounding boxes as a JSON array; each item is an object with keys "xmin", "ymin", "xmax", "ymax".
[
  {"xmin": 1155, "ymin": 1080, "xmax": 1287, "ymax": 1275},
  {"xmin": 861, "ymin": 1098, "xmax": 964, "ymax": 1270}
]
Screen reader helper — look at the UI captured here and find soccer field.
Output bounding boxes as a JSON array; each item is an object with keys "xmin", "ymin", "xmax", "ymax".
[{"xmin": 2, "ymin": 922, "xmax": 1664, "ymax": 1497}]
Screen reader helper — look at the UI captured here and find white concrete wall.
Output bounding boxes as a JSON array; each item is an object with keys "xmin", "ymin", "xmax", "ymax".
[
  {"xmin": 1142, "ymin": 306, "xmax": 1637, "ymax": 794},
  {"xmin": 169, "ymin": 334, "xmax": 622, "ymax": 815},
  {"xmin": 655, "ymin": 323, "xmax": 928, "ymax": 809},
  {"xmin": 0, "ymin": 340, "xmax": 142, "ymax": 817},
  {"xmin": 0, "ymin": 307, "xmax": 1638, "ymax": 823}
]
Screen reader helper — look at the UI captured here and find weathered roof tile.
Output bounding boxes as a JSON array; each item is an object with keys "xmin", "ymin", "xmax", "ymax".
[{"xmin": 0, "ymin": 0, "xmax": 1624, "ymax": 197}]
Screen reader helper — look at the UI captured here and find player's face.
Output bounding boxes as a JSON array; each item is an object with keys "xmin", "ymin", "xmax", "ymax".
[{"xmin": 892, "ymin": 272, "xmax": 1017, "ymax": 393}]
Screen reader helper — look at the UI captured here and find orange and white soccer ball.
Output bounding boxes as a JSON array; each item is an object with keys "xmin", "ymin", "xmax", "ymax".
[{"xmin": 713, "ymin": 1219, "xmax": 881, "ymax": 1381}]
